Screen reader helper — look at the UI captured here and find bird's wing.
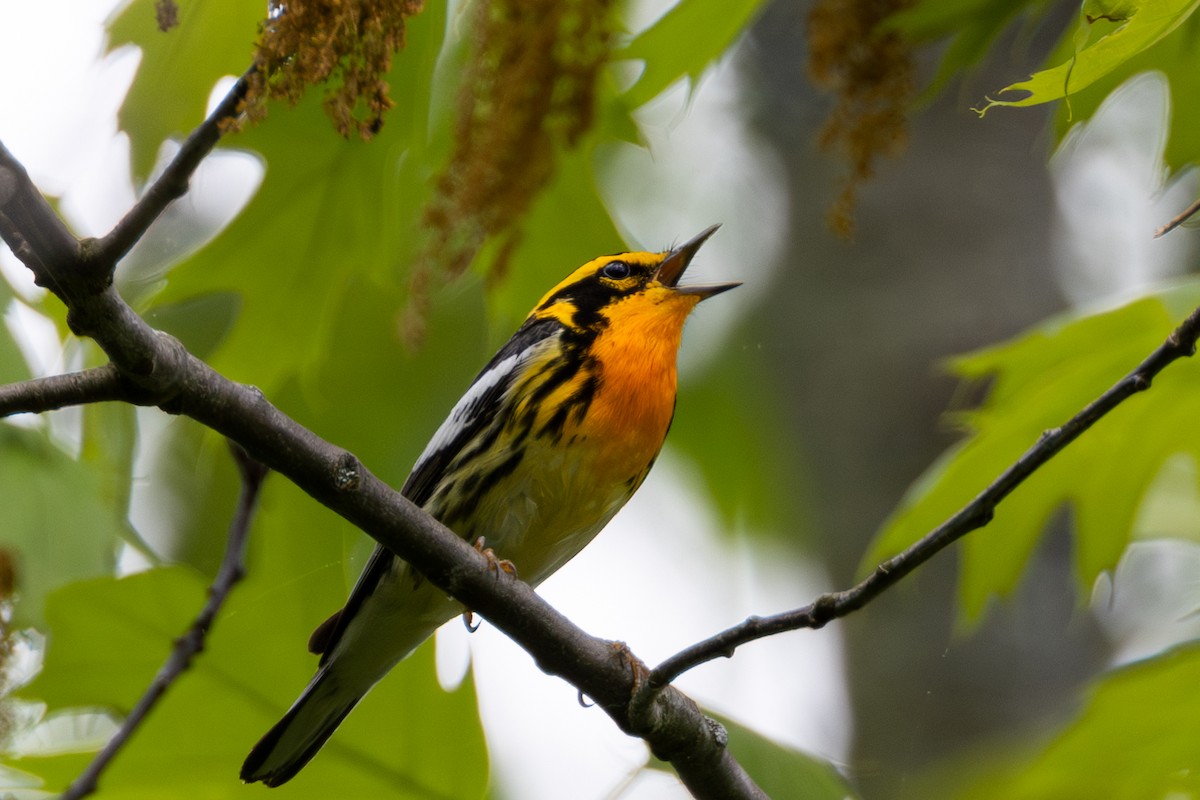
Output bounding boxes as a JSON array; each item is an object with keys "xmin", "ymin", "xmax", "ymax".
[{"xmin": 310, "ymin": 317, "xmax": 563, "ymax": 661}]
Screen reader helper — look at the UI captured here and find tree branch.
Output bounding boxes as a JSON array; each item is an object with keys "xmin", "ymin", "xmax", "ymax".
[
  {"xmin": 1154, "ymin": 197, "xmax": 1200, "ymax": 238},
  {"xmin": 0, "ymin": 366, "xmax": 128, "ymax": 415},
  {"xmin": 93, "ymin": 69, "xmax": 252, "ymax": 266},
  {"xmin": 637, "ymin": 304, "xmax": 1200, "ymax": 699},
  {"xmin": 61, "ymin": 445, "xmax": 268, "ymax": 800},
  {"xmin": 0, "ymin": 86, "xmax": 766, "ymax": 796}
]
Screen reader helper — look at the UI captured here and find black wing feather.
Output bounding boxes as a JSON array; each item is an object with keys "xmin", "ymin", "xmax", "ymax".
[{"xmin": 314, "ymin": 316, "xmax": 562, "ymax": 662}]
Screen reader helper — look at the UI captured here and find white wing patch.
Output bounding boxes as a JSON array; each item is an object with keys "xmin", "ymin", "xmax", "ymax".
[{"xmin": 411, "ymin": 352, "xmax": 522, "ymax": 474}]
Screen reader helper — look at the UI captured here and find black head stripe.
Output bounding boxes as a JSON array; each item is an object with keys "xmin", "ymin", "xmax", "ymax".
[{"xmin": 537, "ymin": 257, "xmax": 659, "ymax": 327}]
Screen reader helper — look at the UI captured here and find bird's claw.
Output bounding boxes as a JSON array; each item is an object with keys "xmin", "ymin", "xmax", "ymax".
[
  {"xmin": 610, "ymin": 640, "xmax": 650, "ymax": 695},
  {"xmin": 473, "ymin": 536, "xmax": 518, "ymax": 579},
  {"xmin": 462, "ymin": 538, "xmax": 518, "ymax": 633}
]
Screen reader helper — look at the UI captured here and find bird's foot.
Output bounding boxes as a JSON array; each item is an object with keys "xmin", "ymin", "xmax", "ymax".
[
  {"xmin": 472, "ymin": 536, "xmax": 518, "ymax": 579},
  {"xmin": 462, "ymin": 538, "xmax": 518, "ymax": 633},
  {"xmin": 577, "ymin": 642, "xmax": 651, "ymax": 708},
  {"xmin": 610, "ymin": 640, "xmax": 650, "ymax": 695}
]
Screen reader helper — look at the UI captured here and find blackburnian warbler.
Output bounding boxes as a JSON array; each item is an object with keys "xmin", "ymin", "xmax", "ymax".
[{"xmin": 241, "ymin": 226, "xmax": 737, "ymax": 786}]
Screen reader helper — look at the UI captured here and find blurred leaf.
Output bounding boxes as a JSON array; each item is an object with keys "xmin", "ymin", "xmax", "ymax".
[
  {"xmin": 79, "ymin": 400, "xmax": 142, "ymax": 552},
  {"xmin": 671, "ymin": 326, "xmax": 806, "ymax": 533},
  {"xmin": 887, "ymin": 0, "xmax": 1056, "ymax": 101},
  {"xmin": 0, "ymin": 276, "xmax": 28, "ymax": 384},
  {"xmin": 888, "ymin": 0, "xmax": 1046, "ymax": 41},
  {"xmin": 865, "ymin": 284, "xmax": 1200, "ymax": 622},
  {"xmin": 0, "ymin": 320, "xmax": 27, "ymax": 385},
  {"xmin": 286, "ymin": 270, "xmax": 490, "ymax": 489},
  {"xmin": 21, "ymin": 568, "xmax": 201, "ymax": 709},
  {"xmin": 648, "ymin": 713, "xmax": 857, "ymax": 799},
  {"xmin": 108, "ymin": 0, "xmax": 264, "ymax": 181},
  {"xmin": 618, "ymin": 0, "xmax": 767, "ymax": 108},
  {"xmin": 0, "ymin": 426, "xmax": 125, "ymax": 627},
  {"xmin": 15, "ymin": 479, "xmax": 488, "ymax": 798},
  {"xmin": 0, "ymin": 326, "xmax": 24, "ymax": 383},
  {"xmin": 1042, "ymin": 12, "xmax": 1200, "ymax": 173},
  {"xmin": 143, "ymin": 292, "xmax": 241, "ymax": 361},
  {"xmin": 143, "ymin": 420, "xmax": 244, "ymax": 575},
  {"xmin": 958, "ymin": 644, "xmax": 1200, "ymax": 799},
  {"xmin": 977, "ymin": 0, "xmax": 1200, "ymax": 115},
  {"xmin": 891, "ymin": 0, "xmax": 1200, "ymax": 173}
]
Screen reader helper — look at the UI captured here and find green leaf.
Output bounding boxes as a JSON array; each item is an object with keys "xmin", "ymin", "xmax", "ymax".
[
  {"xmin": 617, "ymin": 0, "xmax": 767, "ymax": 109},
  {"xmin": 79, "ymin": 400, "xmax": 145, "ymax": 557},
  {"xmin": 0, "ymin": 426, "xmax": 126, "ymax": 627},
  {"xmin": 887, "ymin": 0, "xmax": 1056, "ymax": 102},
  {"xmin": 108, "ymin": 0, "xmax": 264, "ymax": 181},
  {"xmin": 138, "ymin": 2, "xmax": 450, "ymax": 393},
  {"xmin": 21, "ymin": 568, "xmax": 202, "ymax": 709},
  {"xmin": 958, "ymin": 644, "xmax": 1200, "ymax": 799},
  {"xmin": 648, "ymin": 713, "xmax": 858, "ymax": 799},
  {"xmin": 721, "ymin": 715, "xmax": 858, "ymax": 799},
  {"xmin": 670, "ymin": 325, "xmax": 809, "ymax": 534},
  {"xmin": 143, "ymin": 292, "xmax": 241, "ymax": 361},
  {"xmin": 284, "ymin": 269, "xmax": 491, "ymax": 490},
  {"xmin": 976, "ymin": 0, "xmax": 1200, "ymax": 114},
  {"xmin": 16, "ymin": 480, "xmax": 488, "ymax": 798},
  {"xmin": 1043, "ymin": 11, "xmax": 1200, "ymax": 173},
  {"xmin": 888, "ymin": 0, "xmax": 1046, "ymax": 41},
  {"xmin": 0, "ymin": 325, "xmax": 26, "ymax": 386},
  {"xmin": 864, "ymin": 284, "xmax": 1200, "ymax": 622},
  {"xmin": 0, "ymin": 277, "xmax": 29, "ymax": 385}
]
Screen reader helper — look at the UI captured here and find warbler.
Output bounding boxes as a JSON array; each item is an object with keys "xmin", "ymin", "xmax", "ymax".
[{"xmin": 241, "ymin": 225, "xmax": 737, "ymax": 786}]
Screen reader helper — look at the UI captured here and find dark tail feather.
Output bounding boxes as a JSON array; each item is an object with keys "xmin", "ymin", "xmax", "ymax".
[{"xmin": 241, "ymin": 670, "xmax": 361, "ymax": 787}]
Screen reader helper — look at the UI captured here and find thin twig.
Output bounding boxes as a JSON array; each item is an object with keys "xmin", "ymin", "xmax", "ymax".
[
  {"xmin": 1154, "ymin": 197, "xmax": 1200, "ymax": 239},
  {"xmin": 0, "ymin": 366, "xmax": 127, "ymax": 416},
  {"xmin": 61, "ymin": 445, "xmax": 268, "ymax": 800},
  {"xmin": 94, "ymin": 70, "xmax": 253, "ymax": 267},
  {"xmin": 638, "ymin": 304, "xmax": 1200, "ymax": 698}
]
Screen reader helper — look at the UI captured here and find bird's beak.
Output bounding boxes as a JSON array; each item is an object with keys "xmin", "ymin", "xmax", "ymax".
[{"xmin": 655, "ymin": 224, "xmax": 740, "ymax": 300}]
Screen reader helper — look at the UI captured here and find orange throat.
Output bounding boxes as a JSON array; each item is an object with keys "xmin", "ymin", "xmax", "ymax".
[{"xmin": 582, "ymin": 290, "xmax": 700, "ymax": 474}]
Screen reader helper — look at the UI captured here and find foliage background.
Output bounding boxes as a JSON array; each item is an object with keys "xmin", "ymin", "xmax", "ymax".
[{"xmin": 2, "ymin": 0, "xmax": 1200, "ymax": 798}]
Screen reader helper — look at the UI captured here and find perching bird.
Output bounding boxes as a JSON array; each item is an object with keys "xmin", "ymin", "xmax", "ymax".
[{"xmin": 241, "ymin": 226, "xmax": 737, "ymax": 786}]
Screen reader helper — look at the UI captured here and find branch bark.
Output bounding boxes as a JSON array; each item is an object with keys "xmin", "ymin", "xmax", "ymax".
[
  {"xmin": 637, "ymin": 304, "xmax": 1200, "ymax": 700},
  {"xmin": 0, "ymin": 80, "xmax": 766, "ymax": 799},
  {"xmin": 0, "ymin": 366, "xmax": 126, "ymax": 415}
]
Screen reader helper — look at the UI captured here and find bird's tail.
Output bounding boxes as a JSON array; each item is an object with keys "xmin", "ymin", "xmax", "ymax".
[{"xmin": 240, "ymin": 667, "xmax": 361, "ymax": 787}]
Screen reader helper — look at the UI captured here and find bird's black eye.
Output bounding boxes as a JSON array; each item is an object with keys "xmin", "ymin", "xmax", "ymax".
[{"xmin": 602, "ymin": 261, "xmax": 631, "ymax": 280}]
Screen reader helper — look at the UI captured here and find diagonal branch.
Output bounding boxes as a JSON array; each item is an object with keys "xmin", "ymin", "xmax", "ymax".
[
  {"xmin": 636, "ymin": 304, "xmax": 1200, "ymax": 699},
  {"xmin": 1154, "ymin": 197, "xmax": 1200, "ymax": 239},
  {"xmin": 0, "ymin": 86, "xmax": 765, "ymax": 796},
  {"xmin": 61, "ymin": 444, "xmax": 268, "ymax": 800}
]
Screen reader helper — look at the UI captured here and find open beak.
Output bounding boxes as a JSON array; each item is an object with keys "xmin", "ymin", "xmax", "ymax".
[{"xmin": 655, "ymin": 224, "xmax": 740, "ymax": 300}]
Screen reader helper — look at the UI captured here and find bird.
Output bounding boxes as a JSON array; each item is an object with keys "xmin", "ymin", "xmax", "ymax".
[{"xmin": 241, "ymin": 225, "xmax": 738, "ymax": 786}]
